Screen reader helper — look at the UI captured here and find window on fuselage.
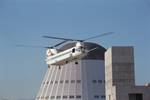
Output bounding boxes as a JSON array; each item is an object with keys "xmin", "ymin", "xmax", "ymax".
[{"xmin": 72, "ymin": 48, "xmax": 75, "ymax": 53}]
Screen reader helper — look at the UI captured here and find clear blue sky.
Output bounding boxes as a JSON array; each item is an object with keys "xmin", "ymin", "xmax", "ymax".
[{"xmin": 0, "ymin": 0, "xmax": 150, "ymax": 100}]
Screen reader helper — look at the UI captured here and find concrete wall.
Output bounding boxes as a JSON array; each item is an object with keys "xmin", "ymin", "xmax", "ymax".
[
  {"xmin": 105, "ymin": 46, "xmax": 150, "ymax": 100},
  {"xmin": 109, "ymin": 46, "xmax": 135, "ymax": 86},
  {"xmin": 105, "ymin": 46, "xmax": 135, "ymax": 100}
]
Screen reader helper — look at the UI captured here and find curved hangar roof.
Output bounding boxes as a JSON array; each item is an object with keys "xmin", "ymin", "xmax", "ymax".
[{"xmin": 60, "ymin": 42, "xmax": 106, "ymax": 60}]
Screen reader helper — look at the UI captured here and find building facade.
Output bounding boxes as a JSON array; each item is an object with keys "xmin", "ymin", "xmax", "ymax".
[
  {"xmin": 105, "ymin": 46, "xmax": 150, "ymax": 100},
  {"xmin": 36, "ymin": 42, "xmax": 106, "ymax": 100}
]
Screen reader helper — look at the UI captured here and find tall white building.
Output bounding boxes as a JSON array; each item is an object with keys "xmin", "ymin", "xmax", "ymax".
[{"xmin": 36, "ymin": 42, "xmax": 106, "ymax": 100}]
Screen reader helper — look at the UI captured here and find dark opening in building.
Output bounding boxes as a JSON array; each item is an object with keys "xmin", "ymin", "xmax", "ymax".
[
  {"xmin": 75, "ymin": 61, "xmax": 78, "ymax": 64},
  {"xmin": 129, "ymin": 93, "xmax": 143, "ymax": 100}
]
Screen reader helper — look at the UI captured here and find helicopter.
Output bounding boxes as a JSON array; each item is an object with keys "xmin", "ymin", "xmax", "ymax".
[
  {"xmin": 42, "ymin": 32, "xmax": 114, "ymax": 65},
  {"xmin": 17, "ymin": 32, "xmax": 114, "ymax": 65}
]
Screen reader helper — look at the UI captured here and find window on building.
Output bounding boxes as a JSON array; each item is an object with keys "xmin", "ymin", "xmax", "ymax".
[
  {"xmin": 69, "ymin": 95, "xmax": 74, "ymax": 98},
  {"xmin": 98, "ymin": 80, "xmax": 102, "ymax": 83},
  {"xmin": 71, "ymin": 80, "xmax": 75, "ymax": 83},
  {"xmin": 129, "ymin": 93, "xmax": 143, "ymax": 100},
  {"xmin": 66, "ymin": 61, "xmax": 68, "ymax": 64},
  {"xmin": 65, "ymin": 80, "xmax": 69, "ymax": 83},
  {"xmin": 56, "ymin": 96, "xmax": 61, "ymax": 99},
  {"xmin": 101, "ymin": 95, "xmax": 105, "ymax": 99},
  {"xmin": 59, "ymin": 66, "xmax": 61, "ymax": 69},
  {"xmin": 47, "ymin": 81, "xmax": 49, "ymax": 84},
  {"xmin": 45, "ymin": 96, "xmax": 49, "ymax": 99},
  {"xmin": 63, "ymin": 96, "xmax": 68, "ymax": 98},
  {"xmin": 94, "ymin": 95, "xmax": 99, "ymax": 98},
  {"xmin": 93, "ymin": 80, "xmax": 97, "ymax": 83},
  {"xmin": 76, "ymin": 95, "xmax": 81, "ymax": 98},
  {"xmin": 55, "ymin": 81, "xmax": 58, "ymax": 84},
  {"xmin": 77, "ymin": 80, "xmax": 81, "ymax": 83},
  {"xmin": 50, "ymin": 81, "xmax": 53, "ymax": 84},
  {"xmin": 75, "ymin": 62, "xmax": 78, "ymax": 64},
  {"xmin": 60, "ymin": 80, "xmax": 63, "ymax": 83},
  {"xmin": 51, "ymin": 96, "xmax": 55, "ymax": 99}
]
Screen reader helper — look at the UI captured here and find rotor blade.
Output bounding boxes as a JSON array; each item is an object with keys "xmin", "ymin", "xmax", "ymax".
[
  {"xmin": 53, "ymin": 40, "xmax": 68, "ymax": 47},
  {"xmin": 42, "ymin": 35, "xmax": 83, "ymax": 42},
  {"xmin": 87, "ymin": 47, "xmax": 99, "ymax": 53},
  {"xmin": 16, "ymin": 44, "xmax": 52, "ymax": 49},
  {"xmin": 83, "ymin": 32, "xmax": 114, "ymax": 41},
  {"xmin": 43, "ymin": 36, "xmax": 73, "ymax": 41}
]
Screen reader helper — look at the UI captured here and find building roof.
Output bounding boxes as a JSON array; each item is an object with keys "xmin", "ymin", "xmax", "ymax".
[{"xmin": 60, "ymin": 42, "xmax": 106, "ymax": 60}]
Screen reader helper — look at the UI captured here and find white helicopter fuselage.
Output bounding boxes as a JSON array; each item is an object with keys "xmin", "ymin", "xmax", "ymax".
[{"xmin": 46, "ymin": 43, "xmax": 86, "ymax": 65}]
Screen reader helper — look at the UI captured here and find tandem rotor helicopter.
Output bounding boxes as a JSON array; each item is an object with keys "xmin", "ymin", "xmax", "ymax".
[{"xmin": 17, "ymin": 32, "xmax": 114, "ymax": 65}]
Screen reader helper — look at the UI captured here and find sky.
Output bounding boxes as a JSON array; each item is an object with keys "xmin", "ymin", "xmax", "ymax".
[{"xmin": 0, "ymin": 0, "xmax": 150, "ymax": 100}]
